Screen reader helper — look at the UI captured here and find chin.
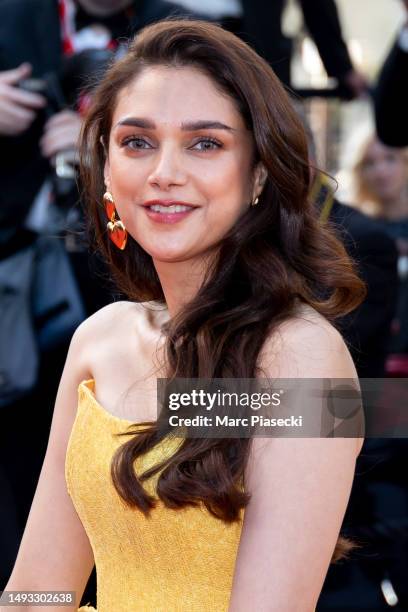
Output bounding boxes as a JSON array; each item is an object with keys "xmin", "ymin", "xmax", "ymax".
[
  {"xmin": 150, "ymin": 251, "xmax": 194, "ymax": 263},
  {"xmin": 378, "ymin": 189, "xmax": 395, "ymax": 201},
  {"xmin": 139, "ymin": 243, "xmax": 193, "ymax": 263}
]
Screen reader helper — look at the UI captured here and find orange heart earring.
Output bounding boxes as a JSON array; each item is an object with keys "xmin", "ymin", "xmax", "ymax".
[{"xmin": 103, "ymin": 191, "xmax": 128, "ymax": 250}]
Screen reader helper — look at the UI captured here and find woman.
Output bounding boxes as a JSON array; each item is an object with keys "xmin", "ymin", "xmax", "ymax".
[
  {"xmin": 353, "ymin": 136, "xmax": 408, "ymax": 357},
  {"xmin": 352, "ymin": 136, "xmax": 408, "ymax": 241},
  {"xmin": 3, "ymin": 19, "xmax": 365, "ymax": 612}
]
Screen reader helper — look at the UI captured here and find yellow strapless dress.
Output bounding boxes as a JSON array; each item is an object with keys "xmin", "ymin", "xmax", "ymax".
[{"xmin": 65, "ymin": 380, "xmax": 245, "ymax": 612}]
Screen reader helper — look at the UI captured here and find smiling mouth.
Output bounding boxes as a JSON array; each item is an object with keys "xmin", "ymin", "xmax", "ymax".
[
  {"xmin": 148, "ymin": 204, "xmax": 194, "ymax": 213},
  {"xmin": 142, "ymin": 202, "xmax": 197, "ymax": 224}
]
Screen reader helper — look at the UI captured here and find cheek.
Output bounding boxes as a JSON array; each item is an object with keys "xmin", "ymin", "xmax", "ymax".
[
  {"xmin": 204, "ymin": 155, "xmax": 252, "ymax": 208},
  {"xmin": 107, "ymin": 157, "xmax": 147, "ymax": 224},
  {"xmin": 392, "ymin": 164, "xmax": 407, "ymax": 186},
  {"xmin": 109, "ymin": 156, "xmax": 144, "ymax": 193}
]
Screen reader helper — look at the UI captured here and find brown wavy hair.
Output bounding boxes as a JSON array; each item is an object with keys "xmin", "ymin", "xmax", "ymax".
[{"xmin": 79, "ymin": 18, "xmax": 366, "ymax": 563}]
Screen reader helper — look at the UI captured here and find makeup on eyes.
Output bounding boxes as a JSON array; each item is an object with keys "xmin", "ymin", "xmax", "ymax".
[
  {"xmin": 113, "ymin": 116, "xmax": 237, "ymax": 151},
  {"xmin": 119, "ymin": 134, "xmax": 224, "ymax": 152}
]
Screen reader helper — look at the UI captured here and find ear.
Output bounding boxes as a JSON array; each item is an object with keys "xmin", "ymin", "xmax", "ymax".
[{"xmin": 252, "ymin": 162, "xmax": 268, "ymax": 199}]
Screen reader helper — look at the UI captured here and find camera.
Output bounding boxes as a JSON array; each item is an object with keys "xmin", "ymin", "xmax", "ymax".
[{"xmin": 16, "ymin": 49, "xmax": 115, "ymax": 197}]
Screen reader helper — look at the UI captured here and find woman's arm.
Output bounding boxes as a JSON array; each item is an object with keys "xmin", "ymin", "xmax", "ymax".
[
  {"xmin": 1, "ymin": 321, "xmax": 96, "ymax": 612},
  {"xmin": 229, "ymin": 313, "xmax": 364, "ymax": 612}
]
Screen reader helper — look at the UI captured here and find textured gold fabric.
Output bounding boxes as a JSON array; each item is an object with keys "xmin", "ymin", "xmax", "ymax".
[{"xmin": 65, "ymin": 380, "xmax": 244, "ymax": 612}]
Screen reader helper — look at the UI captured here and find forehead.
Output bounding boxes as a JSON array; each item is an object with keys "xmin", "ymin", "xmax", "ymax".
[{"xmin": 111, "ymin": 65, "xmax": 246, "ymax": 130}]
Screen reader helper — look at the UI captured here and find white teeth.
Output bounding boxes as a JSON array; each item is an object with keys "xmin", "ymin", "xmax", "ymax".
[{"xmin": 149, "ymin": 204, "xmax": 192, "ymax": 213}]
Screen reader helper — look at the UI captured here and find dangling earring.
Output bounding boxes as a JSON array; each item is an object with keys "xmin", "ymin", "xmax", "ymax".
[
  {"xmin": 251, "ymin": 196, "xmax": 259, "ymax": 207},
  {"xmin": 103, "ymin": 191, "xmax": 128, "ymax": 250}
]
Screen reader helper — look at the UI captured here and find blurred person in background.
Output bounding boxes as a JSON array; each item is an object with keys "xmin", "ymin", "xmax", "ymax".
[
  {"xmin": 301, "ymin": 115, "xmax": 399, "ymax": 379},
  {"xmin": 239, "ymin": 0, "xmax": 368, "ymax": 98},
  {"xmin": 308, "ymin": 135, "xmax": 407, "ymax": 611},
  {"xmin": 353, "ymin": 137, "xmax": 408, "ymax": 225},
  {"xmin": 374, "ymin": 0, "xmax": 408, "ymax": 147},
  {"xmin": 352, "ymin": 136, "xmax": 408, "ymax": 360},
  {"xmin": 313, "ymin": 172, "xmax": 399, "ymax": 379},
  {"xmin": 0, "ymin": 0, "xmax": 199, "ymax": 264},
  {"xmin": 167, "ymin": 0, "xmax": 368, "ymax": 98},
  {"xmin": 0, "ymin": 0, "xmax": 199, "ymax": 593}
]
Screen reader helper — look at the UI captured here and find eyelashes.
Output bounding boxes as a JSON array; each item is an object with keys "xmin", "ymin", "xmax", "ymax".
[
  {"xmin": 192, "ymin": 137, "xmax": 223, "ymax": 151},
  {"xmin": 120, "ymin": 136, "xmax": 151, "ymax": 150},
  {"xmin": 120, "ymin": 135, "xmax": 223, "ymax": 152}
]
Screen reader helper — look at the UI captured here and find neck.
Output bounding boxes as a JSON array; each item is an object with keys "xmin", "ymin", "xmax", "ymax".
[{"xmin": 153, "ymin": 254, "xmax": 215, "ymax": 319}]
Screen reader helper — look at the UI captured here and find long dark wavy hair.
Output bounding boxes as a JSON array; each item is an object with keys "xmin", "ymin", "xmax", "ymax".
[{"xmin": 79, "ymin": 18, "xmax": 366, "ymax": 563}]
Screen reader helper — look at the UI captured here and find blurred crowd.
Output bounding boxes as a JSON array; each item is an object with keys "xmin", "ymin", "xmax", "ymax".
[{"xmin": 0, "ymin": 0, "xmax": 407, "ymax": 609}]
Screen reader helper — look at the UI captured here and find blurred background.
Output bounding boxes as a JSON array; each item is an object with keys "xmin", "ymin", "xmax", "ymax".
[
  {"xmin": 287, "ymin": 0, "xmax": 405, "ymax": 179},
  {"xmin": 0, "ymin": 0, "xmax": 407, "ymax": 610}
]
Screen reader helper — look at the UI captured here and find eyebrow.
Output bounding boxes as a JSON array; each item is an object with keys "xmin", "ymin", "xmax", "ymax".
[{"xmin": 114, "ymin": 117, "xmax": 236, "ymax": 132}]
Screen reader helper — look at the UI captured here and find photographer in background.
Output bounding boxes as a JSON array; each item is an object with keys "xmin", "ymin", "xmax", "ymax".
[
  {"xmin": 240, "ymin": 0, "xmax": 368, "ymax": 98},
  {"xmin": 0, "ymin": 0, "xmax": 198, "ymax": 592},
  {"xmin": 305, "ymin": 128, "xmax": 407, "ymax": 612},
  {"xmin": 374, "ymin": 0, "xmax": 408, "ymax": 147},
  {"xmin": 0, "ymin": 0, "xmax": 194, "ymax": 259}
]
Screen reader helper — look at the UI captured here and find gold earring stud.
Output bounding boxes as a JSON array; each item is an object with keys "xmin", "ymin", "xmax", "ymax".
[{"xmin": 251, "ymin": 196, "xmax": 259, "ymax": 207}]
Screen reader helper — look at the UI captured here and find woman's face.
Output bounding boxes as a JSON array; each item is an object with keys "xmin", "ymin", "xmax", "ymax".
[
  {"xmin": 360, "ymin": 139, "xmax": 407, "ymax": 202},
  {"xmin": 105, "ymin": 65, "xmax": 262, "ymax": 263}
]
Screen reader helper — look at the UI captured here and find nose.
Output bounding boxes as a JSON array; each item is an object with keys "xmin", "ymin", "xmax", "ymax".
[{"xmin": 147, "ymin": 144, "xmax": 187, "ymax": 190}]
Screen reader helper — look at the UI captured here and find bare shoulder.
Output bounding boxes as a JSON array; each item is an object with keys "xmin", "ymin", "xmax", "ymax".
[
  {"xmin": 259, "ymin": 301, "xmax": 357, "ymax": 379},
  {"xmin": 73, "ymin": 300, "xmax": 146, "ymax": 336},
  {"xmin": 274, "ymin": 301, "xmax": 342, "ymax": 346},
  {"xmin": 67, "ymin": 301, "xmax": 131, "ymax": 360},
  {"xmin": 72, "ymin": 300, "xmax": 166, "ymax": 350},
  {"xmin": 256, "ymin": 302, "xmax": 364, "ymax": 456},
  {"xmin": 70, "ymin": 299, "xmax": 169, "ymax": 385}
]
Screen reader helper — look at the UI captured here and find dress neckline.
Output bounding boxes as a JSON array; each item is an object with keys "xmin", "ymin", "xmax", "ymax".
[{"xmin": 78, "ymin": 379, "xmax": 152, "ymax": 428}]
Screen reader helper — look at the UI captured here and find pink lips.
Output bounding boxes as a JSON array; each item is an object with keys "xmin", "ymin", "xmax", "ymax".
[{"xmin": 142, "ymin": 200, "xmax": 197, "ymax": 225}]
